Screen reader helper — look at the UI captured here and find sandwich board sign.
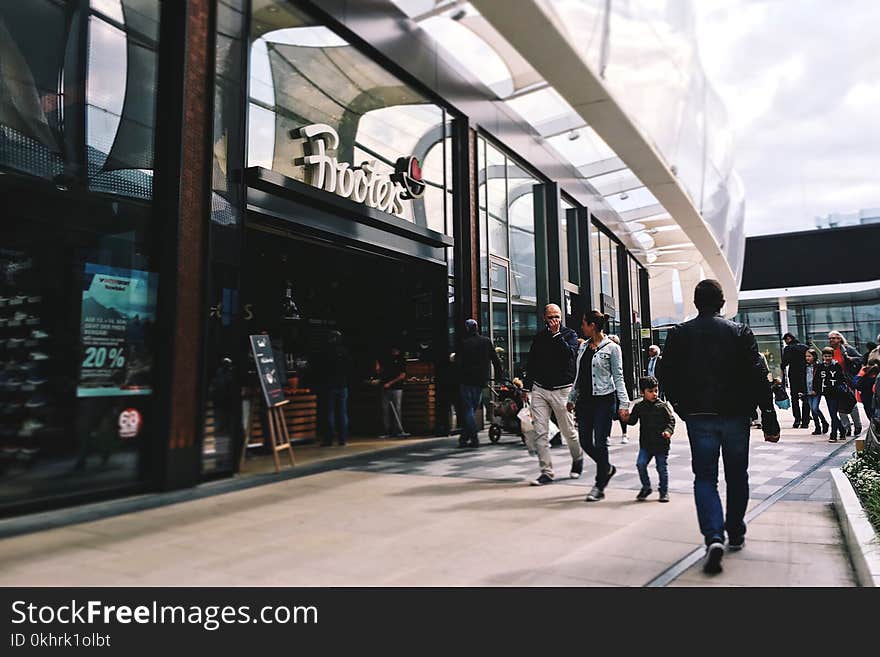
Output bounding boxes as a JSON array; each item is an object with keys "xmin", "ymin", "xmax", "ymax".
[{"xmin": 249, "ymin": 335, "xmax": 286, "ymax": 407}]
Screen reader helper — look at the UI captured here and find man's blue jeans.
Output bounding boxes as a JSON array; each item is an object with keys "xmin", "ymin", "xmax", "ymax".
[
  {"xmin": 325, "ymin": 386, "xmax": 349, "ymax": 444},
  {"xmin": 684, "ymin": 415, "xmax": 750, "ymax": 546},
  {"xmin": 459, "ymin": 384, "xmax": 483, "ymax": 443},
  {"xmin": 636, "ymin": 448, "xmax": 669, "ymax": 494}
]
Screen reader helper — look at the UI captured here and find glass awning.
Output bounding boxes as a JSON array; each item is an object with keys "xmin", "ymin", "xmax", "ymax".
[{"xmin": 389, "ymin": 0, "xmax": 700, "ymax": 270}]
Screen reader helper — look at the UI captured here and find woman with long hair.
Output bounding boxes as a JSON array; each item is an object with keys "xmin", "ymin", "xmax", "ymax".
[{"xmin": 567, "ymin": 310, "xmax": 631, "ymax": 501}]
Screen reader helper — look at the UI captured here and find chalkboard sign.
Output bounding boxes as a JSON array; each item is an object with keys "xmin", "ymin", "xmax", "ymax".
[{"xmin": 249, "ymin": 335, "xmax": 287, "ymax": 407}]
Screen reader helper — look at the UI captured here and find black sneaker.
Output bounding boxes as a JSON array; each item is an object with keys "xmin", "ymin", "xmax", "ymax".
[
  {"xmin": 703, "ymin": 542, "xmax": 724, "ymax": 574},
  {"xmin": 570, "ymin": 459, "xmax": 584, "ymax": 479},
  {"xmin": 791, "ymin": 421, "xmax": 800, "ymax": 429},
  {"xmin": 811, "ymin": 428, "xmax": 822, "ymax": 435},
  {"xmin": 636, "ymin": 487, "xmax": 652, "ymax": 501},
  {"xmin": 845, "ymin": 427, "xmax": 852, "ymax": 437},
  {"xmin": 854, "ymin": 428, "xmax": 862, "ymax": 437},
  {"xmin": 458, "ymin": 436, "xmax": 468, "ymax": 448},
  {"xmin": 658, "ymin": 491, "xmax": 670, "ymax": 503},
  {"xmin": 530, "ymin": 473, "xmax": 554, "ymax": 486},
  {"xmin": 829, "ymin": 436, "xmax": 838, "ymax": 443},
  {"xmin": 604, "ymin": 464, "xmax": 617, "ymax": 487},
  {"xmin": 728, "ymin": 535, "xmax": 745, "ymax": 551},
  {"xmin": 585, "ymin": 486, "xmax": 604, "ymax": 502}
]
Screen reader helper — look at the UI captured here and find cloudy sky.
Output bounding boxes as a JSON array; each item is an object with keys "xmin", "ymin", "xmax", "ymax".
[{"xmin": 693, "ymin": 0, "xmax": 880, "ymax": 235}]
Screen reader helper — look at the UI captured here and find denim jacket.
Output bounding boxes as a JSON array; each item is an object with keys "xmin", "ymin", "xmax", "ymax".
[{"xmin": 568, "ymin": 337, "xmax": 630, "ymax": 410}]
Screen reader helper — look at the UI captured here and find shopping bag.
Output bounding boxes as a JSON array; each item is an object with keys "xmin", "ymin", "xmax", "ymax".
[
  {"xmin": 775, "ymin": 399, "xmax": 791, "ymax": 410},
  {"xmin": 517, "ymin": 403, "xmax": 534, "ymax": 433}
]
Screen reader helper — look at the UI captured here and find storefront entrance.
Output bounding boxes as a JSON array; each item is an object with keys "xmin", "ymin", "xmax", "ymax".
[{"xmin": 205, "ymin": 221, "xmax": 449, "ymax": 474}]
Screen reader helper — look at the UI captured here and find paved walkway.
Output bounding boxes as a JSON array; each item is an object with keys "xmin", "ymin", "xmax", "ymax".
[{"xmin": 0, "ymin": 409, "xmax": 859, "ymax": 586}]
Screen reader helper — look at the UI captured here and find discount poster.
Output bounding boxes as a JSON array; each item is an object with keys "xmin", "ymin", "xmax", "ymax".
[{"xmin": 77, "ymin": 264, "xmax": 159, "ymax": 398}]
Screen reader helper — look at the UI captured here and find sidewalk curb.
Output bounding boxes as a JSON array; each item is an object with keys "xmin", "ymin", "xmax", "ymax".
[
  {"xmin": 831, "ymin": 468, "xmax": 880, "ymax": 587},
  {"xmin": 0, "ymin": 434, "xmax": 462, "ymax": 541}
]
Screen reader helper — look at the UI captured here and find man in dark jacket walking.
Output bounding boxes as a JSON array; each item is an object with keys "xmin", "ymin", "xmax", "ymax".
[
  {"xmin": 457, "ymin": 319, "xmax": 505, "ymax": 447},
  {"xmin": 781, "ymin": 333, "xmax": 810, "ymax": 429},
  {"xmin": 523, "ymin": 304, "xmax": 584, "ymax": 485},
  {"xmin": 659, "ymin": 280, "xmax": 780, "ymax": 575}
]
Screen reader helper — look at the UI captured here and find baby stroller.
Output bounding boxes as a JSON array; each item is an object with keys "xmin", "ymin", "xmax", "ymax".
[{"xmin": 487, "ymin": 378, "xmax": 526, "ymax": 444}]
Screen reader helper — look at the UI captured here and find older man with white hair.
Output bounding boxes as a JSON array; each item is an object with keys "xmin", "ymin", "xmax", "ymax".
[
  {"xmin": 828, "ymin": 330, "xmax": 863, "ymax": 437},
  {"xmin": 646, "ymin": 345, "xmax": 661, "ymax": 378},
  {"xmin": 522, "ymin": 303, "xmax": 584, "ymax": 486}
]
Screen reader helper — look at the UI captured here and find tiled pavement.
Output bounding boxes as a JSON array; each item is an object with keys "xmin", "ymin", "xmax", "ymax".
[
  {"xmin": 0, "ymin": 408, "xmax": 862, "ymax": 587},
  {"xmin": 345, "ymin": 411, "xmax": 857, "ymax": 503}
]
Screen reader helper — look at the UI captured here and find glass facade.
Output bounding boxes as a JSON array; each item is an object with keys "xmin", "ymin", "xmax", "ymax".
[
  {"xmin": 0, "ymin": 0, "xmax": 163, "ymax": 512},
  {"xmin": 628, "ymin": 255, "xmax": 644, "ymax": 388},
  {"xmin": 477, "ymin": 135, "xmax": 539, "ymax": 378},
  {"xmin": 0, "ymin": 0, "xmax": 664, "ymax": 516},
  {"xmin": 591, "ymin": 225, "xmax": 621, "ymax": 336},
  {"xmin": 247, "ymin": 0, "xmax": 454, "ymax": 234},
  {"xmin": 202, "ymin": 0, "xmax": 248, "ymax": 476},
  {"xmin": 736, "ymin": 297, "xmax": 880, "ymax": 378}
]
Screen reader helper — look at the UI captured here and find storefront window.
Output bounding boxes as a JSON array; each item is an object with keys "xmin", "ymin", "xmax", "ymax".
[
  {"xmin": 476, "ymin": 135, "xmax": 539, "ymax": 379},
  {"xmin": 247, "ymin": 1, "xmax": 453, "ymax": 234},
  {"xmin": 776, "ymin": 300, "xmax": 880, "ymax": 352},
  {"xmin": 591, "ymin": 226, "xmax": 601, "ymax": 309},
  {"xmin": 1, "ymin": 1, "xmax": 159, "ymax": 198},
  {"xmin": 202, "ymin": 0, "xmax": 249, "ymax": 476},
  {"xmin": 0, "ymin": 1, "xmax": 163, "ymax": 512},
  {"xmin": 508, "ymin": 165, "xmax": 538, "ymax": 379}
]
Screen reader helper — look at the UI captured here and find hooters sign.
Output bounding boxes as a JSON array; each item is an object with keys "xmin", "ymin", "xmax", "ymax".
[{"xmin": 293, "ymin": 124, "xmax": 425, "ymax": 217}]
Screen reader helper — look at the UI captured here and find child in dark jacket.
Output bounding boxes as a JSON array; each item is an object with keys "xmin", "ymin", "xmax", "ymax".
[
  {"xmin": 626, "ymin": 376, "xmax": 676, "ymax": 502},
  {"xmin": 814, "ymin": 347, "xmax": 848, "ymax": 442}
]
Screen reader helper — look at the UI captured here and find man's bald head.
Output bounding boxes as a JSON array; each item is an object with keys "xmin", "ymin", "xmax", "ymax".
[{"xmin": 544, "ymin": 304, "xmax": 562, "ymax": 320}]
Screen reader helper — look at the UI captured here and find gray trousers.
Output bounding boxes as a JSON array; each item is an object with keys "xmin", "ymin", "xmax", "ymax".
[
  {"xmin": 382, "ymin": 389, "xmax": 404, "ymax": 435},
  {"xmin": 838, "ymin": 406, "xmax": 862, "ymax": 433},
  {"xmin": 526, "ymin": 384, "xmax": 582, "ymax": 477}
]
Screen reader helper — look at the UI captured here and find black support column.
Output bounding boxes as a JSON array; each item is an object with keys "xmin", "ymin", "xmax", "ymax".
[
  {"xmin": 451, "ymin": 117, "xmax": 475, "ymax": 329},
  {"xmin": 534, "ymin": 182, "xmax": 563, "ymax": 312},
  {"xmin": 576, "ymin": 208, "xmax": 594, "ymax": 317},
  {"xmin": 639, "ymin": 266, "xmax": 654, "ymax": 352}
]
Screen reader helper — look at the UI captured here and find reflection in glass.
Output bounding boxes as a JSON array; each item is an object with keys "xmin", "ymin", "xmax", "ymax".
[
  {"xmin": 247, "ymin": 1, "xmax": 453, "ymax": 233},
  {"xmin": 0, "ymin": 1, "xmax": 159, "ymax": 198}
]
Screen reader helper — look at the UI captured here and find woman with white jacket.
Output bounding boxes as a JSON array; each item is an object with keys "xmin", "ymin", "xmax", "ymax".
[{"xmin": 566, "ymin": 310, "xmax": 631, "ymax": 502}]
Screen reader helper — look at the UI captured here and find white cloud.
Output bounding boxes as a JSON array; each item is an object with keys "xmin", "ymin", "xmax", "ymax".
[{"xmin": 694, "ymin": 0, "xmax": 880, "ymax": 235}]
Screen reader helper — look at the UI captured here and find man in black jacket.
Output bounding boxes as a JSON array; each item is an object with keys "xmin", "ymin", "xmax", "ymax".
[
  {"xmin": 457, "ymin": 319, "xmax": 505, "ymax": 447},
  {"xmin": 315, "ymin": 330, "xmax": 353, "ymax": 446},
  {"xmin": 659, "ymin": 280, "xmax": 780, "ymax": 575},
  {"xmin": 522, "ymin": 304, "xmax": 584, "ymax": 486},
  {"xmin": 781, "ymin": 333, "xmax": 810, "ymax": 429}
]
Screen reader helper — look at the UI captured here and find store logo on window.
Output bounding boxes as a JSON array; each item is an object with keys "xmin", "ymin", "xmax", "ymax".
[
  {"xmin": 391, "ymin": 156, "xmax": 425, "ymax": 200},
  {"xmin": 293, "ymin": 124, "xmax": 424, "ymax": 217}
]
